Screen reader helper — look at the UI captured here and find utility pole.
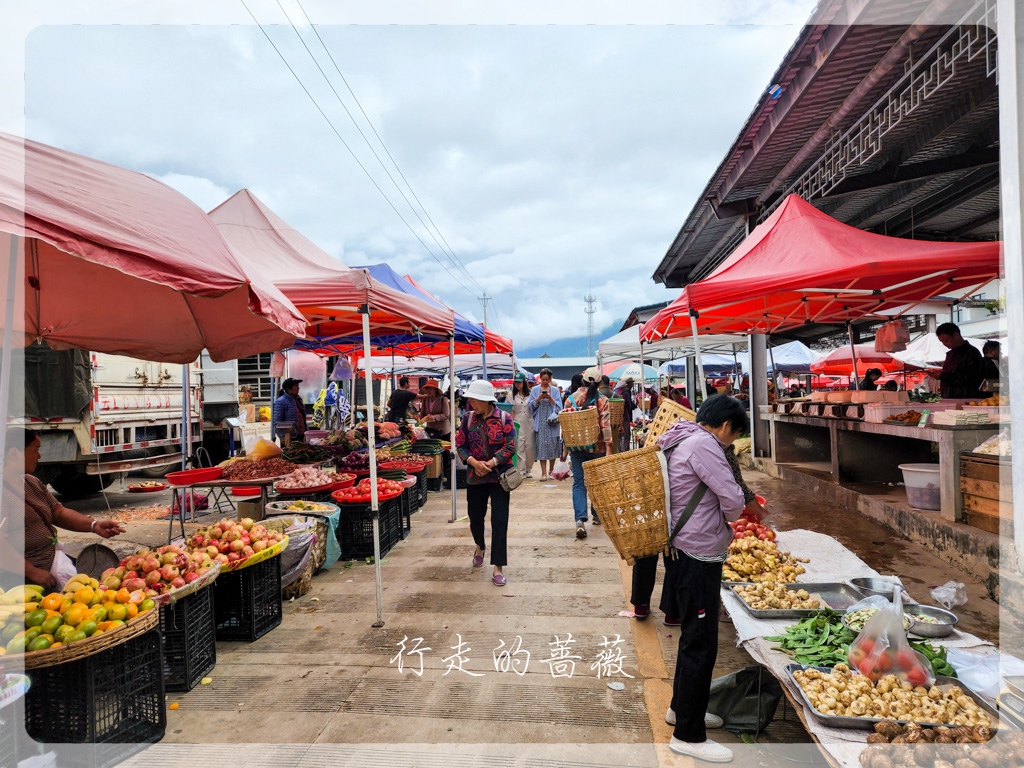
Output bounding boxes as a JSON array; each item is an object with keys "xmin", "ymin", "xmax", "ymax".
[
  {"xmin": 585, "ymin": 292, "xmax": 596, "ymax": 357},
  {"xmin": 479, "ymin": 293, "xmax": 490, "ymax": 379}
]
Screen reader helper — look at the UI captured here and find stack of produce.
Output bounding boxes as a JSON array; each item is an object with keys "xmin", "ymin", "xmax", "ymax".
[
  {"xmin": 765, "ymin": 610, "xmax": 856, "ymax": 666},
  {"xmin": 337, "ymin": 452, "xmax": 376, "ymax": 473},
  {"xmin": 221, "ymin": 457, "xmax": 298, "ymax": 480},
  {"xmin": 409, "ymin": 438, "xmax": 445, "ymax": 454},
  {"xmin": 1, "ymin": 576, "xmax": 154, "ymax": 654},
  {"xmin": 332, "ymin": 477, "xmax": 406, "ymax": 503},
  {"xmin": 794, "ymin": 664, "xmax": 988, "ymax": 725},
  {"xmin": 106, "ymin": 544, "xmax": 217, "ymax": 598},
  {"xmin": 732, "ymin": 583, "xmax": 820, "ymax": 610},
  {"xmin": 324, "ymin": 429, "xmax": 369, "ymax": 455},
  {"xmin": 276, "ymin": 500, "xmax": 336, "ymax": 513},
  {"xmin": 186, "ymin": 517, "xmax": 286, "ymax": 567},
  {"xmin": 275, "ymin": 465, "xmax": 334, "ymax": 490},
  {"xmin": 729, "ymin": 515, "xmax": 776, "ymax": 541},
  {"xmin": 358, "ymin": 421, "xmax": 402, "ymax": 440},
  {"xmin": 865, "ymin": 719, "xmax": 992, "ymax": 744},
  {"xmin": 722, "ymin": 538, "xmax": 808, "ymax": 583},
  {"xmin": 281, "ymin": 442, "xmax": 330, "ymax": 465}
]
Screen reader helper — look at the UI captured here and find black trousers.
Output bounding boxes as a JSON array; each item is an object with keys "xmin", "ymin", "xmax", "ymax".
[
  {"xmin": 467, "ymin": 482, "xmax": 510, "ymax": 566},
  {"xmin": 667, "ymin": 553, "xmax": 723, "ymax": 743},
  {"xmin": 629, "ymin": 552, "xmax": 678, "ymax": 617}
]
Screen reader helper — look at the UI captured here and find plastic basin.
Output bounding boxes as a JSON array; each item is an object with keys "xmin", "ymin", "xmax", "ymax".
[
  {"xmin": 166, "ymin": 466, "xmax": 223, "ymax": 486},
  {"xmin": 898, "ymin": 463, "xmax": 941, "ymax": 510}
]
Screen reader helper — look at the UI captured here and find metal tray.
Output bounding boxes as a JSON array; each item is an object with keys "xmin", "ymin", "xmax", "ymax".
[
  {"xmin": 723, "ymin": 581, "xmax": 864, "ymax": 619},
  {"xmin": 785, "ymin": 664, "xmax": 1014, "ymax": 731}
]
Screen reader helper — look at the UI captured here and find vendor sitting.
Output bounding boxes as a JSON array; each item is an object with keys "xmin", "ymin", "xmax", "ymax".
[{"xmin": 1, "ymin": 428, "xmax": 124, "ymax": 589}]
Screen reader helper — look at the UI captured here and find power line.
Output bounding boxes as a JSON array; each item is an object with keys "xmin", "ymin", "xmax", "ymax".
[
  {"xmin": 237, "ymin": 0, "xmax": 482, "ymax": 301},
  {"xmin": 289, "ymin": 0, "xmax": 485, "ymax": 296}
]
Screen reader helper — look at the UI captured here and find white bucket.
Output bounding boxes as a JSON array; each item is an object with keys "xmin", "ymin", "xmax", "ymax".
[{"xmin": 898, "ymin": 463, "xmax": 941, "ymax": 510}]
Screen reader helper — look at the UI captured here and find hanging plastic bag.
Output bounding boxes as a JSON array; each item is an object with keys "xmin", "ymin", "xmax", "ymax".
[
  {"xmin": 249, "ymin": 437, "xmax": 282, "ymax": 459},
  {"xmin": 931, "ymin": 580, "xmax": 968, "ymax": 610},
  {"xmin": 551, "ymin": 459, "xmax": 572, "ymax": 481},
  {"xmin": 847, "ymin": 587, "xmax": 934, "ymax": 687}
]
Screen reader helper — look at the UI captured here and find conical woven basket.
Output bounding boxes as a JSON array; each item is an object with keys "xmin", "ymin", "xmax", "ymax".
[{"xmin": 582, "ymin": 444, "xmax": 670, "ymax": 565}]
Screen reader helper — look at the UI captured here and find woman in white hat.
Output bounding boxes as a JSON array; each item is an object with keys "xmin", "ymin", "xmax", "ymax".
[{"xmin": 454, "ymin": 379, "xmax": 518, "ymax": 587}]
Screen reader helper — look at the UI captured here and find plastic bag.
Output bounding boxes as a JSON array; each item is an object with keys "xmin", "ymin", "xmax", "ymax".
[
  {"xmin": 847, "ymin": 588, "xmax": 934, "ymax": 687},
  {"xmin": 248, "ymin": 437, "xmax": 282, "ymax": 459},
  {"xmin": 551, "ymin": 459, "xmax": 571, "ymax": 481},
  {"xmin": 707, "ymin": 665, "xmax": 782, "ymax": 735},
  {"xmin": 945, "ymin": 649, "xmax": 1024, "ymax": 698},
  {"xmin": 931, "ymin": 580, "xmax": 968, "ymax": 610}
]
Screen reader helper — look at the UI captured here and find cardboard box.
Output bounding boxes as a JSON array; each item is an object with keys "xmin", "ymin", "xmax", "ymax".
[{"xmin": 426, "ymin": 454, "xmax": 443, "ymax": 479}]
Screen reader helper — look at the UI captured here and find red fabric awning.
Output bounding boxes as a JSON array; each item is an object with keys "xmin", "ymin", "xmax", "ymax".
[
  {"xmin": 208, "ymin": 190, "xmax": 454, "ymax": 347},
  {"xmin": 641, "ymin": 194, "xmax": 1001, "ymax": 341},
  {"xmin": 0, "ymin": 133, "xmax": 307, "ymax": 362}
]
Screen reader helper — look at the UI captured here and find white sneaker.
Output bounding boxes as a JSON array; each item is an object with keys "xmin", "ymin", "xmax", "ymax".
[
  {"xmin": 665, "ymin": 708, "xmax": 724, "ymax": 729},
  {"xmin": 669, "ymin": 737, "xmax": 733, "ymax": 763}
]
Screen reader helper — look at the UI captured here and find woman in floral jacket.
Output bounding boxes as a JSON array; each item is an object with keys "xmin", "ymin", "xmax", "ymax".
[{"xmin": 455, "ymin": 379, "xmax": 517, "ymax": 587}]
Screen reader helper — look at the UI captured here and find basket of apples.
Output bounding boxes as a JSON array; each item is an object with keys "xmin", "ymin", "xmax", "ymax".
[
  {"xmin": 185, "ymin": 517, "xmax": 288, "ymax": 573},
  {"xmin": 109, "ymin": 544, "xmax": 221, "ymax": 607}
]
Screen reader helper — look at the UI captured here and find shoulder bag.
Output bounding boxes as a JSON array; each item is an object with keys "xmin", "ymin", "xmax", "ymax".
[{"xmin": 470, "ymin": 410, "xmax": 524, "ymax": 492}]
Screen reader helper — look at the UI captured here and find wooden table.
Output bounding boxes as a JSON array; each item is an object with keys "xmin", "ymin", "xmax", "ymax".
[{"xmin": 761, "ymin": 411, "xmax": 999, "ymax": 522}]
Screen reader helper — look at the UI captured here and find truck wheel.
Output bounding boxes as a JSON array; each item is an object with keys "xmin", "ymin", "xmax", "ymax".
[{"xmin": 50, "ymin": 470, "xmax": 115, "ymax": 500}]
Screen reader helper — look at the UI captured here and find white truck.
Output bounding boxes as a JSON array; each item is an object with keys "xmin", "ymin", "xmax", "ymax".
[{"xmin": 14, "ymin": 343, "xmax": 202, "ymax": 498}]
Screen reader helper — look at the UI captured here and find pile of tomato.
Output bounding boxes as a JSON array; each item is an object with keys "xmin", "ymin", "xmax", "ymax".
[
  {"xmin": 729, "ymin": 513, "xmax": 776, "ymax": 541},
  {"xmin": 331, "ymin": 477, "xmax": 406, "ymax": 504}
]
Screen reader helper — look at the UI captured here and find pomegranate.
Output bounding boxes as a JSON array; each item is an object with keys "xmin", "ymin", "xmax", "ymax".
[
  {"xmin": 170, "ymin": 576, "xmax": 186, "ymax": 589},
  {"xmin": 161, "ymin": 552, "xmax": 177, "ymax": 565},
  {"xmin": 252, "ymin": 540, "xmax": 267, "ymax": 553},
  {"xmin": 144, "ymin": 571, "xmax": 162, "ymax": 587},
  {"xmin": 101, "ymin": 567, "xmax": 117, "ymax": 581},
  {"xmin": 125, "ymin": 555, "xmax": 144, "ymax": 572},
  {"xmin": 242, "ymin": 546, "xmax": 254, "ymax": 558},
  {"xmin": 229, "ymin": 539, "xmax": 245, "ymax": 552},
  {"xmin": 227, "ymin": 552, "xmax": 241, "ymax": 562},
  {"xmin": 210, "ymin": 526, "xmax": 223, "ymax": 539},
  {"xmin": 205, "ymin": 545, "xmax": 219, "ymax": 558},
  {"xmin": 224, "ymin": 530, "xmax": 240, "ymax": 543},
  {"xmin": 183, "ymin": 572, "xmax": 200, "ymax": 584},
  {"xmin": 215, "ymin": 553, "xmax": 229, "ymax": 564},
  {"xmin": 191, "ymin": 534, "xmax": 205, "ymax": 547},
  {"xmin": 102, "ymin": 575, "xmax": 122, "ymax": 590},
  {"xmin": 218, "ymin": 541, "xmax": 231, "ymax": 554},
  {"xmin": 141, "ymin": 556, "xmax": 161, "ymax": 573},
  {"xmin": 240, "ymin": 517, "xmax": 255, "ymax": 531},
  {"xmin": 159, "ymin": 565, "xmax": 180, "ymax": 581}
]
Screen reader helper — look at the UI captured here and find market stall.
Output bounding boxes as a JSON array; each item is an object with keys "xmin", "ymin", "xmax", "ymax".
[{"xmin": 716, "ymin": 527, "xmax": 1010, "ymax": 768}]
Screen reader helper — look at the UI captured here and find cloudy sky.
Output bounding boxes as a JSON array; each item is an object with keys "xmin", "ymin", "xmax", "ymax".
[{"xmin": 4, "ymin": 1, "xmax": 820, "ymax": 352}]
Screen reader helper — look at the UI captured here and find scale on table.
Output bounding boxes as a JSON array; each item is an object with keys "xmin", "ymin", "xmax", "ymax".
[{"xmin": 998, "ymin": 676, "xmax": 1024, "ymax": 728}]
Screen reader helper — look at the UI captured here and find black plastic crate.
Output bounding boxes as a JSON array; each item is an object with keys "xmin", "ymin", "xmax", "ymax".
[
  {"xmin": 427, "ymin": 476, "xmax": 444, "ymax": 492},
  {"xmin": 336, "ymin": 501, "xmax": 399, "ymax": 560},
  {"xmin": 160, "ymin": 585, "xmax": 216, "ymax": 691},
  {"xmin": 213, "ymin": 555, "xmax": 283, "ymax": 642},
  {"xmin": 399, "ymin": 486, "xmax": 414, "ymax": 534},
  {"xmin": 415, "ymin": 470, "xmax": 428, "ymax": 508},
  {"xmin": 447, "ymin": 467, "xmax": 467, "ymax": 490},
  {"xmin": 25, "ymin": 627, "xmax": 166, "ymax": 752},
  {"xmin": 0, "ymin": 695, "xmax": 23, "ymax": 768}
]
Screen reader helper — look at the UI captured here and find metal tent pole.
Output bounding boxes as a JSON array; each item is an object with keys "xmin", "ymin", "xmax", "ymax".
[
  {"xmin": 450, "ymin": 335, "xmax": 460, "ymax": 523},
  {"xmin": 361, "ymin": 309, "xmax": 384, "ymax": 628},
  {"xmin": 847, "ymin": 322, "xmax": 860, "ymax": 389},
  {"xmin": 689, "ymin": 311, "xmax": 708, "ymax": 400}
]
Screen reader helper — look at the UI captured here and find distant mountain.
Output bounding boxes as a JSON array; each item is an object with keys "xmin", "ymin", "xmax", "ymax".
[{"xmin": 519, "ymin": 320, "xmax": 624, "ymax": 358}]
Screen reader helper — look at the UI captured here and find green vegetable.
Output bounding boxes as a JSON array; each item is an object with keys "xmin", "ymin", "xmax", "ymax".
[
  {"xmin": 765, "ymin": 610, "xmax": 857, "ymax": 667},
  {"xmin": 909, "ymin": 640, "xmax": 957, "ymax": 679}
]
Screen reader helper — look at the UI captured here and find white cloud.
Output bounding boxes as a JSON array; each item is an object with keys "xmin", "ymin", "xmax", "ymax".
[{"xmin": 16, "ymin": 15, "xmax": 816, "ymax": 349}]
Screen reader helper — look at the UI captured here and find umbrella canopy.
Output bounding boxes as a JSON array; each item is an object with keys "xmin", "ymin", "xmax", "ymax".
[
  {"xmin": 810, "ymin": 345, "xmax": 915, "ymax": 377},
  {"xmin": 0, "ymin": 133, "xmax": 306, "ymax": 362},
  {"xmin": 608, "ymin": 362, "xmax": 659, "ymax": 383},
  {"xmin": 208, "ymin": 190, "xmax": 454, "ymax": 348},
  {"xmin": 641, "ymin": 194, "xmax": 1001, "ymax": 341}
]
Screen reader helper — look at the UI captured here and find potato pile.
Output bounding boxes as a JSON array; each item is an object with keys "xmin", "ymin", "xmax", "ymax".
[
  {"xmin": 722, "ymin": 537, "xmax": 808, "ymax": 583},
  {"xmin": 794, "ymin": 664, "xmax": 992, "ymax": 726},
  {"xmin": 732, "ymin": 583, "xmax": 820, "ymax": 610},
  {"xmin": 860, "ymin": 724, "xmax": 1024, "ymax": 768}
]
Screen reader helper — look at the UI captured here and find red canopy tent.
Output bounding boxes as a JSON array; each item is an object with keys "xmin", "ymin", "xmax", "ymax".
[
  {"xmin": 641, "ymin": 194, "xmax": 1001, "ymax": 341},
  {"xmin": 809, "ymin": 345, "xmax": 918, "ymax": 377},
  {"xmin": 0, "ymin": 134, "xmax": 306, "ymax": 363},
  {"xmin": 208, "ymin": 190, "xmax": 454, "ymax": 345},
  {"xmin": 209, "ymin": 189, "xmax": 459, "ymax": 626}
]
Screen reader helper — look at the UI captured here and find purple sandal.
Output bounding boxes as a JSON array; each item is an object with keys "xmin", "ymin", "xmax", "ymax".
[
  {"xmin": 492, "ymin": 572, "xmax": 506, "ymax": 587},
  {"xmin": 472, "ymin": 549, "xmax": 485, "ymax": 568}
]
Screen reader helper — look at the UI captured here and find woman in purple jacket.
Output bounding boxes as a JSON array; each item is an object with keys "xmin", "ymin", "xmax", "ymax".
[{"xmin": 659, "ymin": 395, "xmax": 747, "ymax": 763}]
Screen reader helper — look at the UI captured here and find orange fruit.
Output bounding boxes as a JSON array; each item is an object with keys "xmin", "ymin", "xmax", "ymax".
[
  {"xmin": 107, "ymin": 604, "xmax": 128, "ymax": 622},
  {"xmin": 63, "ymin": 603, "xmax": 89, "ymax": 628},
  {"xmin": 125, "ymin": 603, "xmax": 138, "ymax": 620},
  {"xmin": 59, "ymin": 597, "xmax": 73, "ymax": 614},
  {"xmin": 72, "ymin": 587, "xmax": 95, "ymax": 605},
  {"xmin": 49, "ymin": 641, "xmax": 63, "ymax": 648},
  {"xmin": 115, "ymin": 588, "xmax": 131, "ymax": 604},
  {"xmin": 95, "ymin": 621, "xmax": 112, "ymax": 632},
  {"xmin": 41, "ymin": 593, "xmax": 64, "ymax": 611},
  {"xmin": 88, "ymin": 605, "xmax": 107, "ymax": 623}
]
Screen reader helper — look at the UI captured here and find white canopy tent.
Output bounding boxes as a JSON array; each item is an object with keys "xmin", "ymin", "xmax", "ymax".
[
  {"xmin": 597, "ymin": 325, "xmax": 747, "ymax": 363},
  {"xmin": 893, "ymin": 332, "xmax": 990, "ymax": 369}
]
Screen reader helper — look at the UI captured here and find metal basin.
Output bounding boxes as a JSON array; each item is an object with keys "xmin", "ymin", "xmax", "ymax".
[
  {"xmin": 850, "ymin": 577, "xmax": 903, "ymax": 600},
  {"xmin": 905, "ymin": 603, "xmax": 959, "ymax": 638}
]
